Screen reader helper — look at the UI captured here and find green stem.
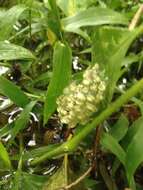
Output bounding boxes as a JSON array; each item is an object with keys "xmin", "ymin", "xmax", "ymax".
[{"xmin": 30, "ymin": 78, "xmax": 143, "ymax": 165}]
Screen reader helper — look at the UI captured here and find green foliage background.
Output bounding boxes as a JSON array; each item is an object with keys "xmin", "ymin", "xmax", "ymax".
[{"xmin": 0, "ymin": 0, "xmax": 143, "ymax": 189}]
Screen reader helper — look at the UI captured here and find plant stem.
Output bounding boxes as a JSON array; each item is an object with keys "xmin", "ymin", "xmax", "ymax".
[
  {"xmin": 30, "ymin": 78, "xmax": 143, "ymax": 165},
  {"xmin": 129, "ymin": 4, "xmax": 143, "ymax": 30}
]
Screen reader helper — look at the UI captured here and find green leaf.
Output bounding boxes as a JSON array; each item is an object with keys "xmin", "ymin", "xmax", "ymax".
[
  {"xmin": 62, "ymin": 7, "xmax": 128, "ymax": 31},
  {"xmin": 10, "ymin": 101, "xmax": 36, "ymax": 142},
  {"xmin": 122, "ymin": 116, "xmax": 143, "ymax": 149},
  {"xmin": 57, "ymin": 0, "xmax": 77, "ymax": 16},
  {"xmin": 0, "ymin": 5, "xmax": 27, "ymax": 40},
  {"xmin": 109, "ymin": 114, "xmax": 129, "ymax": 141},
  {"xmin": 0, "ymin": 42, "xmax": 35, "ymax": 60},
  {"xmin": 0, "ymin": 76, "xmax": 29, "ymax": 108},
  {"xmin": 101, "ymin": 133, "xmax": 126, "ymax": 165},
  {"xmin": 43, "ymin": 160, "xmax": 68, "ymax": 190},
  {"xmin": 11, "ymin": 172, "xmax": 48, "ymax": 190},
  {"xmin": 43, "ymin": 158, "xmax": 85, "ymax": 190},
  {"xmin": 0, "ymin": 141, "xmax": 12, "ymax": 170},
  {"xmin": 44, "ymin": 41, "xmax": 72, "ymax": 124},
  {"xmin": 0, "ymin": 123, "xmax": 14, "ymax": 138},
  {"xmin": 125, "ymin": 116, "xmax": 143, "ymax": 183},
  {"xmin": 106, "ymin": 26, "xmax": 143, "ymax": 102},
  {"xmin": 132, "ymin": 97, "xmax": 143, "ymax": 115},
  {"xmin": 92, "ymin": 26, "xmax": 128, "ymax": 69}
]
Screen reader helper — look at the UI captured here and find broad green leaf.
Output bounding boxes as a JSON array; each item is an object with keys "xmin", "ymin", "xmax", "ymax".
[
  {"xmin": 109, "ymin": 114, "xmax": 129, "ymax": 141},
  {"xmin": 125, "ymin": 116, "xmax": 143, "ymax": 182},
  {"xmin": 0, "ymin": 5, "xmax": 27, "ymax": 40},
  {"xmin": 10, "ymin": 101, "xmax": 36, "ymax": 142},
  {"xmin": 101, "ymin": 133, "xmax": 126, "ymax": 165},
  {"xmin": 0, "ymin": 42, "xmax": 35, "ymax": 60},
  {"xmin": 62, "ymin": 7, "xmax": 128, "ymax": 31},
  {"xmin": 0, "ymin": 141, "xmax": 11, "ymax": 170},
  {"xmin": 44, "ymin": 41, "xmax": 72, "ymax": 124},
  {"xmin": 104, "ymin": 26, "xmax": 143, "ymax": 102},
  {"xmin": 0, "ymin": 76, "xmax": 29, "ymax": 108},
  {"xmin": 48, "ymin": 0, "xmax": 62, "ymax": 38},
  {"xmin": 92, "ymin": 26, "xmax": 128, "ymax": 69}
]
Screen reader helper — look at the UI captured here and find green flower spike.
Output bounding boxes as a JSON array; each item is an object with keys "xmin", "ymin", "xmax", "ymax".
[{"xmin": 57, "ymin": 64, "xmax": 106, "ymax": 128}]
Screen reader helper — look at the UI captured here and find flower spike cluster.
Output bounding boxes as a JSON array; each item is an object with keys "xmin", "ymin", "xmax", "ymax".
[{"xmin": 57, "ymin": 64, "xmax": 106, "ymax": 128}]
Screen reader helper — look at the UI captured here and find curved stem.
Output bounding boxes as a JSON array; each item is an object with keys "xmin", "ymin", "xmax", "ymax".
[{"xmin": 30, "ymin": 78, "xmax": 143, "ymax": 165}]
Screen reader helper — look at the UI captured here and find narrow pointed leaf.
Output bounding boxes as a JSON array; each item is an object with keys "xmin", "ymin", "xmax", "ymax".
[
  {"xmin": 0, "ymin": 141, "xmax": 12, "ymax": 170},
  {"xmin": 109, "ymin": 114, "xmax": 129, "ymax": 141},
  {"xmin": 0, "ymin": 5, "xmax": 27, "ymax": 40},
  {"xmin": 0, "ymin": 76, "xmax": 29, "ymax": 108},
  {"xmin": 106, "ymin": 26, "xmax": 143, "ymax": 102},
  {"xmin": 44, "ymin": 41, "xmax": 72, "ymax": 124},
  {"xmin": 126, "ymin": 116, "xmax": 143, "ymax": 182},
  {"xmin": 101, "ymin": 133, "xmax": 126, "ymax": 165},
  {"xmin": 0, "ymin": 42, "xmax": 35, "ymax": 61},
  {"xmin": 10, "ymin": 101, "xmax": 36, "ymax": 142},
  {"xmin": 62, "ymin": 7, "xmax": 128, "ymax": 31}
]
